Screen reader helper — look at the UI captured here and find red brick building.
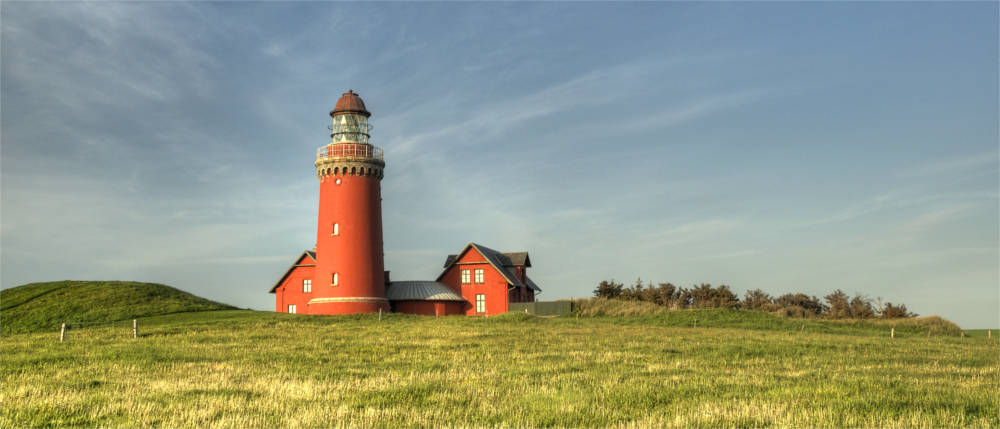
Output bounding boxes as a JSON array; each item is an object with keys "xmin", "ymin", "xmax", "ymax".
[
  {"xmin": 437, "ymin": 243, "xmax": 541, "ymax": 315},
  {"xmin": 269, "ymin": 91, "xmax": 541, "ymax": 316}
]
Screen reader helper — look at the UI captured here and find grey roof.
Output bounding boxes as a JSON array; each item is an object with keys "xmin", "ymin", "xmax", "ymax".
[
  {"xmin": 386, "ymin": 281, "xmax": 465, "ymax": 302},
  {"xmin": 500, "ymin": 252, "xmax": 531, "ymax": 267},
  {"xmin": 443, "ymin": 250, "xmax": 530, "ymax": 268},
  {"xmin": 469, "ymin": 243, "xmax": 525, "ymax": 288}
]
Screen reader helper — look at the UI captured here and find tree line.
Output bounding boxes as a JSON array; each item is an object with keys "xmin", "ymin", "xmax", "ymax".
[{"xmin": 593, "ymin": 279, "xmax": 915, "ymax": 319}]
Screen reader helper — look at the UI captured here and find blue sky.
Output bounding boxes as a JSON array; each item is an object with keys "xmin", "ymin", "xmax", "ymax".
[{"xmin": 2, "ymin": 2, "xmax": 997, "ymax": 328}]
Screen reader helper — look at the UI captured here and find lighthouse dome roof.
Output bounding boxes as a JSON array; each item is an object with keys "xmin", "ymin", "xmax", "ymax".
[{"xmin": 330, "ymin": 89, "xmax": 371, "ymax": 117}]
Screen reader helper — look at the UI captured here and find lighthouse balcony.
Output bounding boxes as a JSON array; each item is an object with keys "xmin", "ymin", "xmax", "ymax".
[{"xmin": 316, "ymin": 143, "xmax": 384, "ymax": 163}]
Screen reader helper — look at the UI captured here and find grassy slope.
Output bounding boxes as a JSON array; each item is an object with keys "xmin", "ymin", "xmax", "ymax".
[
  {"xmin": 2, "ymin": 310, "xmax": 998, "ymax": 428},
  {"xmin": 574, "ymin": 298, "xmax": 964, "ymax": 337},
  {"xmin": 0, "ymin": 281, "xmax": 235, "ymax": 335}
]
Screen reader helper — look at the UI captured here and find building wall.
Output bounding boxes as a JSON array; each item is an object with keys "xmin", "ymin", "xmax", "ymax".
[
  {"xmin": 275, "ymin": 260, "xmax": 316, "ymax": 314},
  {"xmin": 392, "ymin": 300, "xmax": 464, "ymax": 316},
  {"xmin": 439, "ymin": 248, "xmax": 510, "ymax": 316}
]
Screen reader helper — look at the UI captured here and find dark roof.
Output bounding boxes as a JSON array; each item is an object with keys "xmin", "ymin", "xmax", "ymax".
[
  {"xmin": 437, "ymin": 243, "xmax": 540, "ymax": 292},
  {"xmin": 525, "ymin": 276, "xmax": 542, "ymax": 293},
  {"xmin": 442, "ymin": 250, "xmax": 530, "ymax": 268},
  {"xmin": 386, "ymin": 281, "xmax": 465, "ymax": 302},
  {"xmin": 330, "ymin": 89, "xmax": 370, "ymax": 118},
  {"xmin": 501, "ymin": 252, "xmax": 531, "ymax": 267},
  {"xmin": 268, "ymin": 250, "xmax": 317, "ymax": 293}
]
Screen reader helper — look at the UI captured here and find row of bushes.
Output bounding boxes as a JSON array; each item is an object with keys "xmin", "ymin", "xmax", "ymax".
[{"xmin": 593, "ymin": 279, "xmax": 915, "ymax": 319}]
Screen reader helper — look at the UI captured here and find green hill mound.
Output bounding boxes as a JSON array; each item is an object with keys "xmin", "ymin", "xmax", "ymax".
[
  {"xmin": 573, "ymin": 298, "xmax": 962, "ymax": 337},
  {"xmin": 1, "ymin": 281, "xmax": 235, "ymax": 334}
]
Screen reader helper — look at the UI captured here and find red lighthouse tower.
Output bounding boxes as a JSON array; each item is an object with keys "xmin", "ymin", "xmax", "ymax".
[{"xmin": 309, "ymin": 90, "xmax": 389, "ymax": 314}]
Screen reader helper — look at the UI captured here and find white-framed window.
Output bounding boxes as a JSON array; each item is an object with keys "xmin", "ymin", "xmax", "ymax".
[
  {"xmin": 303, "ymin": 279, "xmax": 311, "ymax": 293},
  {"xmin": 332, "ymin": 223, "xmax": 339, "ymax": 236},
  {"xmin": 474, "ymin": 268, "xmax": 485, "ymax": 284},
  {"xmin": 461, "ymin": 269, "xmax": 471, "ymax": 284},
  {"xmin": 288, "ymin": 304, "xmax": 297, "ymax": 314},
  {"xmin": 475, "ymin": 294, "xmax": 486, "ymax": 313},
  {"xmin": 332, "ymin": 273, "xmax": 339, "ymax": 286}
]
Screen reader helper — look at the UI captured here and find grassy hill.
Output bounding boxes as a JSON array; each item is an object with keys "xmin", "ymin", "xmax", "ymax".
[{"xmin": 0, "ymin": 281, "xmax": 234, "ymax": 334}]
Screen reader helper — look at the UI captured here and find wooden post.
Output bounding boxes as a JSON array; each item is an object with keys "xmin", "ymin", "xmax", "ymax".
[
  {"xmin": 989, "ymin": 330, "xmax": 992, "ymax": 339},
  {"xmin": 60, "ymin": 323, "xmax": 66, "ymax": 342},
  {"xmin": 378, "ymin": 308, "xmax": 382, "ymax": 323},
  {"xmin": 693, "ymin": 319, "xmax": 697, "ymax": 328},
  {"xmin": 891, "ymin": 327, "xmax": 894, "ymax": 339},
  {"xmin": 133, "ymin": 319, "xmax": 138, "ymax": 339}
]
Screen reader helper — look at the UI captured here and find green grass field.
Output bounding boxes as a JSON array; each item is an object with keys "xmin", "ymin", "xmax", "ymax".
[{"xmin": 1, "ymin": 282, "xmax": 998, "ymax": 428}]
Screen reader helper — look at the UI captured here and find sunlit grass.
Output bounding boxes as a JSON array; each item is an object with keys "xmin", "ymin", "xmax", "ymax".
[{"xmin": 2, "ymin": 310, "xmax": 997, "ymax": 428}]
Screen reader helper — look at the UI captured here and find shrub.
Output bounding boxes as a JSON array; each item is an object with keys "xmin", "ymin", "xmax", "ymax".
[
  {"xmin": 743, "ymin": 289, "xmax": 775, "ymax": 311},
  {"xmin": 774, "ymin": 293, "xmax": 826, "ymax": 317},
  {"xmin": 849, "ymin": 294, "xmax": 876, "ymax": 319},
  {"xmin": 825, "ymin": 289, "xmax": 851, "ymax": 319},
  {"xmin": 590, "ymin": 280, "xmax": 916, "ymax": 320},
  {"xmin": 689, "ymin": 284, "xmax": 740, "ymax": 309},
  {"xmin": 880, "ymin": 302, "xmax": 915, "ymax": 318},
  {"xmin": 593, "ymin": 280, "xmax": 624, "ymax": 299}
]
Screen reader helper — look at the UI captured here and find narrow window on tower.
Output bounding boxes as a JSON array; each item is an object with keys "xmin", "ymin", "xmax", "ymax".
[
  {"xmin": 288, "ymin": 304, "xmax": 296, "ymax": 314},
  {"xmin": 461, "ymin": 269, "xmax": 471, "ymax": 284},
  {"xmin": 332, "ymin": 223, "xmax": 339, "ymax": 236},
  {"xmin": 332, "ymin": 273, "xmax": 339, "ymax": 286},
  {"xmin": 476, "ymin": 294, "xmax": 486, "ymax": 314},
  {"xmin": 474, "ymin": 269, "xmax": 485, "ymax": 284},
  {"xmin": 303, "ymin": 279, "xmax": 311, "ymax": 293}
]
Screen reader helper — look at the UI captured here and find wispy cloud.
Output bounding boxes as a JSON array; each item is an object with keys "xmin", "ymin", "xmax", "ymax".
[{"xmin": 895, "ymin": 150, "xmax": 998, "ymax": 179}]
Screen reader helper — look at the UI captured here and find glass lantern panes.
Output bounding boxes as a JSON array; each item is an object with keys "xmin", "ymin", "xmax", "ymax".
[{"xmin": 331, "ymin": 113, "xmax": 370, "ymax": 144}]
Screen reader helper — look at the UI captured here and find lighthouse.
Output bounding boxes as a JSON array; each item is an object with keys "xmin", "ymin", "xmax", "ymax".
[
  {"xmin": 268, "ymin": 91, "xmax": 542, "ymax": 316},
  {"xmin": 309, "ymin": 90, "xmax": 389, "ymax": 314}
]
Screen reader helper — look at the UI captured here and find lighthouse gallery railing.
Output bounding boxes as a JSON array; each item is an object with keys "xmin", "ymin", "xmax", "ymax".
[{"xmin": 316, "ymin": 143, "xmax": 384, "ymax": 162}]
